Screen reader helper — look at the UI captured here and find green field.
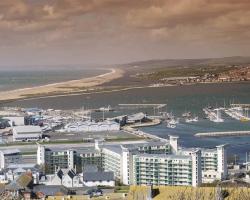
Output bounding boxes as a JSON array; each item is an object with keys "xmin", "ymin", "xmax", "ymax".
[{"xmin": 139, "ymin": 65, "xmax": 236, "ymax": 80}]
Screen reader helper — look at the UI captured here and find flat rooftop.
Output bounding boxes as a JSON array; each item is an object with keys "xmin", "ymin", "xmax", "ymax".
[
  {"xmin": 1, "ymin": 149, "xmax": 20, "ymax": 155},
  {"xmin": 13, "ymin": 125, "xmax": 42, "ymax": 133},
  {"xmin": 135, "ymin": 153, "xmax": 191, "ymax": 160}
]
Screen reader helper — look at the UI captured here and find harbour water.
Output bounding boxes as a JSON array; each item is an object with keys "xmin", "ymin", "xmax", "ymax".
[{"xmin": 2, "ymin": 82, "xmax": 250, "ymax": 162}]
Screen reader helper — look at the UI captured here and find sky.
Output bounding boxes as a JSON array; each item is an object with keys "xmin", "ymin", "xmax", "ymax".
[{"xmin": 0, "ymin": 0, "xmax": 250, "ymax": 67}]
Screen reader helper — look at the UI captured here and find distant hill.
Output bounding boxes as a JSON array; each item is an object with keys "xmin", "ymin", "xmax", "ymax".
[{"xmin": 119, "ymin": 56, "xmax": 250, "ymax": 71}]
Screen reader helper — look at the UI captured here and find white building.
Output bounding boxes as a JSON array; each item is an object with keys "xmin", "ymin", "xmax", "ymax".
[
  {"xmin": 12, "ymin": 125, "xmax": 42, "ymax": 142},
  {"xmin": 132, "ymin": 150, "xmax": 202, "ymax": 187},
  {"xmin": 3, "ymin": 117, "xmax": 25, "ymax": 126},
  {"xmin": 37, "ymin": 144, "xmax": 75, "ymax": 174},
  {"xmin": 179, "ymin": 144, "xmax": 228, "ymax": 183},
  {"xmin": 65, "ymin": 120, "xmax": 120, "ymax": 132},
  {"xmin": 102, "ymin": 141, "xmax": 172, "ymax": 185},
  {"xmin": 102, "ymin": 146, "xmax": 123, "ymax": 181},
  {"xmin": 101, "ymin": 136, "xmax": 227, "ymax": 186},
  {"xmin": 36, "ymin": 135, "xmax": 228, "ymax": 187},
  {"xmin": 40, "ymin": 168, "xmax": 82, "ymax": 188},
  {"xmin": 1, "ymin": 163, "xmax": 40, "ymax": 184},
  {"xmin": 0, "ymin": 149, "xmax": 22, "ymax": 169}
]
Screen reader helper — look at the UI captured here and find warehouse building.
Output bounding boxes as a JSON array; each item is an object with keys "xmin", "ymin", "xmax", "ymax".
[{"xmin": 12, "ymin": 125, "xmax": 42, "ymax": 142}]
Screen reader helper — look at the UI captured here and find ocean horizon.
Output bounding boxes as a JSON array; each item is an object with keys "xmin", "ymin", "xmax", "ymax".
[{"xmin": 0, "ymin": 68, "xmax": 108, "ymax": 92}]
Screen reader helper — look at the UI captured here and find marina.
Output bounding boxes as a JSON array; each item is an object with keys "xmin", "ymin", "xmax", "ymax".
[
  {"xmin": 2, "ymin": 1, "xmax": 250, "ymax": 197},
  {"xmin": 224, "ymin": 106, "xmax": 250, "ymax": 121},
  {"xmin": 203, "ymin": 107, "xmax": 224, "ymax": 122},
  {"xmin": 2, "ymin": 82, "xmax": 250, "ymax": 162}
]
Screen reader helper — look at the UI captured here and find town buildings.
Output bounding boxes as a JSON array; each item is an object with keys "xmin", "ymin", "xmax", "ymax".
[{"xmin": 36, "ymin": 136, "xmax": 228, "ymax": 187}]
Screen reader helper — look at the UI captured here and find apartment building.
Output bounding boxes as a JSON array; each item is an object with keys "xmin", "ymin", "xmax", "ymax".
[
  {"xmin": 36, "ymin": 136, "xmax": 227, "ymax": 187},
  {"xmin": 37, "ymin": 144, "xmax": 102, "ymax": 174},
  {"xmin": 132, "ymin": 150, "xmax": 201, "ymax": 187},
  {"xmin": 37, "ymin": 144, "xmax": 75, "ymax": 174},
  {"xmin": 179, "ymin": 144, "xmax": 228, "ymax": 183}
]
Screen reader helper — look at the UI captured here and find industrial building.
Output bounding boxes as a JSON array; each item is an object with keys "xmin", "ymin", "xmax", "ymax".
[
  {"xmin": 12, "ymin": 125, "xmax": 42, "ymax": 142},
  {"xmin": 64, "ymin": 120, "xmax": 120, "ymax": 132}
]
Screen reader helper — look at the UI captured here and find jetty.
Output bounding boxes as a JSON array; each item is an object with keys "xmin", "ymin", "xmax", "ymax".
[
  {"xmin": 195, "ymin": 130, "xmax": 250, "ymax": 137},
  {"xmin": 231, "ymin": 104, "xmax": 250, "ymax": 108},
  {"xmin": 123, "ymin": 126, "xmax": 167, "ymax": 142},
  {"xmin": 119, "ymin": 104, "xmax": 166, "ymax": 109}
]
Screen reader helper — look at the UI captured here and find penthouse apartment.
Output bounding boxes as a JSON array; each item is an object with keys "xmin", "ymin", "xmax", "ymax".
[{"xmin": 179, "ymin": 144, "xmax": 228, "ymax": 183}]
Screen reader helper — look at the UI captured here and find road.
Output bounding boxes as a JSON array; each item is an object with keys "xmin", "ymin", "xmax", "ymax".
[{"xmin": 0, "ymin": 139, "xmax": 149, "ymax": 152}]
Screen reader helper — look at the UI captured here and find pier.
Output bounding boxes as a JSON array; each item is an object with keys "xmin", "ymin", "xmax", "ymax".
[
  {"xmin": 231, "ymin": 104, "xmax": 250, "ymax": 108},
  {"xmin": 195, "ymin": 131, "xmax": 250, "ymax": 137},
  {"xmin": 123, "ymin": 125, "xmax": 168, "ymax": 142},
  {"xmin": 118, "ymin": 104, "xmax": 166, "ymax": 109}
]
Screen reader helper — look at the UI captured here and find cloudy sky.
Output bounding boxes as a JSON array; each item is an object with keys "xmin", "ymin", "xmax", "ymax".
[{"xmin": 0, "ymin": 0, "xmax": 250, "ymax": 67}]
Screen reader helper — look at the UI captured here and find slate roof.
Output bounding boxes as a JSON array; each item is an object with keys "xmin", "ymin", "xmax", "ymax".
[
  {"xmin": 1, "ymin": 149, "xmax": 20, "ymax": 155},
  {"xmin": 83, "ymin": 171, "xmax": 114, "ymax": 182},
  {"xmin": 83, "ymin": 165, "xmax": 98, "ymax": 173},
  {"xmin": 13, "ymin": 125, "xmax": 41, "ymax": 133},
  {"xmin": 57, "ymin": 168, "xmax": 77, "ymax": 180}
]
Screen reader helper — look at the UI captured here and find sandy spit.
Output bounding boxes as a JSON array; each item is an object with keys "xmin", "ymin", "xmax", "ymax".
[{"xmin": 0, "ymin": 68, "xmax": 124, "ymax": 102}]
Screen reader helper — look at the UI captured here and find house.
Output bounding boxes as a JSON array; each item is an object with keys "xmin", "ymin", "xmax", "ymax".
[
  {"xmin": 40, "ymin": 168, "xmax": 82, "ymax": 188},
  {"xmin": 5, "ymin": 172, "xmax": 33, "ymax": 193},
  {"xmin": 83, "ymin": 171, "xmax": 115, "ymax": 187},
  {"xmin": 4, "ymin": 163, "xmax": 41, "ymax": 184}
]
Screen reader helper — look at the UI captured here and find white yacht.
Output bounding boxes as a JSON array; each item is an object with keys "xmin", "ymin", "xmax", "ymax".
[
  {"xmin": 167, "ymin": 122, "xmax": 176, "ymax": 129},
  {"xmin": 185, "ymin": 116, "xmax": 198, "ymax": 123}
]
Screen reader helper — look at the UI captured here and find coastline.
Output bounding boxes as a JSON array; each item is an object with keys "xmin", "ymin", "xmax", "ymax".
[
  {"xmin": 0, "ymin": 66, "xmax": 249, "ymax": 104},
  {"xmin": 1, "ymin": 78, "xmax": 249, "ymax": 104},
  {"xmin": 0, "ymin": 68, "xmax": 124, "ymax": 102}
]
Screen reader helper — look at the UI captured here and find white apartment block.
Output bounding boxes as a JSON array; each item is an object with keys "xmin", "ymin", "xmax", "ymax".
[
  {"xmin": 36, "ymin": 136, "xmax": 227, "ymax": 187},
  {"xmin": 37, "ymin": 144, "xmax": 75, "ymax": 174},
  {"xmin": 132, "ymin": 150, "xmax": 202, "ymax": 187},
  {"xmin": 179, "ymin": 144, "xmax": 228, "ymax": 183}
]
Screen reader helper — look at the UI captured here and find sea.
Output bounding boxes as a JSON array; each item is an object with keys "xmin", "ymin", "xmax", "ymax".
[
  {"xmin": 0, "ymin": 68, "xmax": 107, "ymax": 92},
  {"xmin": 1, "ymin": 71, "xmax": 250, "ymax": 162}
]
